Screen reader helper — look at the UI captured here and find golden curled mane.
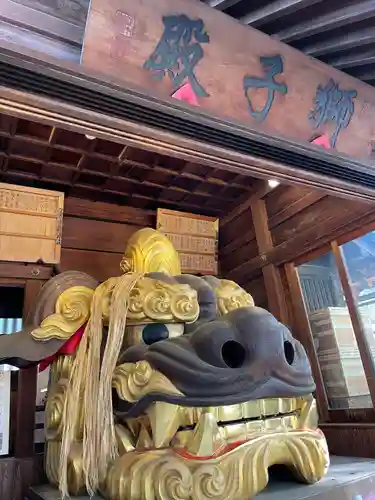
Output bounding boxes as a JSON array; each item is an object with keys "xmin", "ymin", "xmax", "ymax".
[{"xmin": 120, "ymin": 228, "xmax": 181, "ymax": 275}]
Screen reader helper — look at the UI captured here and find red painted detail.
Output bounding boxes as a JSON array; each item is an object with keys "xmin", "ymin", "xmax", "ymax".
[
  {"xmin": 39, "ymin": 324, "xmax": 86, "ymax": 371},
  {"xmin": 173, "ymin": 428, "xmax": 322, "ymax": 461},
  {"xmin": 174, "ymin": 440, "xmax": 246, "ymax": 461},
  {"xmin": 171, "ymin": 82, "xmax": 199, "ymax": 106},
  {"xmin": 311, "ymin": 134, "xmax": 330, "ymax": 149}
]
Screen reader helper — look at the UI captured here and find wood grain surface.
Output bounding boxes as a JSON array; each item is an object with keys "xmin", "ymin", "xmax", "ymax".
[{"xmin": 83, "ymin": 0, "xmax": 375, "ymax": 165}]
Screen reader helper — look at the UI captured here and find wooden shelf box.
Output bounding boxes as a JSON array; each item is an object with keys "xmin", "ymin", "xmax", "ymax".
[{"xmin": 0, "ymin": 183, "xmax": 64, "ymax": 264}]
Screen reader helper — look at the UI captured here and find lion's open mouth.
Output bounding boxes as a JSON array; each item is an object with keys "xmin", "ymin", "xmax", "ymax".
[{"xmin": 119, "ymin": 395, "xmax": 317, "ymax": 458}]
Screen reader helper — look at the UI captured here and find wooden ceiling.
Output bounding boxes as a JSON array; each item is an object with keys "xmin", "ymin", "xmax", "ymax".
[
  {"xmin": 202, "ymin": 0, "xmax": 375, "ymax": 87},
  {"xmin": 0, "ymin": 112, "xmax": 264, "ymax": 217}
]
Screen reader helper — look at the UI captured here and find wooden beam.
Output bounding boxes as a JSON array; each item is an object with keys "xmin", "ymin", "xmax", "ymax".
[
  {"xmin": 0, "ymin": 60, "xmax": 374, "ymax": 203},
  {"xmin": 63, "ymin": 197, "xmax": 155, "ymax": 226},
  {"xmin": 0, "ymin": 263, "xmax": 52, "ymax": 280},
  {"xmin": 284, "ymin": 262, "xmax": 329, "ymax": 421},
  {"xmin": 336, "ymin": 220, "xmax": 375, "ymax": 247},
  {"xmin": 331, "ymin": 240, "xmax": 375, "ymax": 407},
  {"xmin": 330, "ymin": 50, "xmax": 375, "ymax": 70},
  {"xmin": 277, "ymin": 0, "xmax": 375, "ymax": 43},
  {"xmin": 241, "ymin": 0, "xmax": 324, "ymax": 27},
  {"xmin": 250, "ymin": 198, "xmax": 288, "ymax": 324},
  {"xmin": 356, "ymin": 71, "xmax": 375, "ymax": 82},
  {"xmin": 228, "ymin": 206, "xmax": 375, "ymax": 283},
  {"xmin": 207, "ymin": 0, "xmax": 241, "ymax": 10},
  {"xmin": 304, "ymin": 28, "xmax": 375, "ymax": 57},
  {"xmin": 221, "ymin": 179, "xmax": 270, "ymax": 229}
]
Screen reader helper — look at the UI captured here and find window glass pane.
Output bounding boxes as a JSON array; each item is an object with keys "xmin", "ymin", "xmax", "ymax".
[
  {"xmin": 297, "ymin": 252, "xmax": 372, "ymax": 410},
  {"xmin": 341, "ymin": 230, "xmax": 375, "ymax": 374},
  {"xmin": 0, "ymin": 286, "xmax": 24, "ymax": 371},
  {"xmin": 0, "ymin": 285, "xmax": 24, "ymax": 455},
  {"xmin": 0, "ymin": 284, "xmax": 49, "ymax": 449}
]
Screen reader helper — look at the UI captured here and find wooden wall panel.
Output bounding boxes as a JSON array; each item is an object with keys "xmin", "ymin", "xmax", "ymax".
[
  {"xmin": 61, "ymin": 197, "xmax": 153, "ymax": 281},
  {"xmin": 321, "ymin": 425, "xmax": 375, "ymax": 459},
  {"xmin": 62, "ymin": 217, "xmax": 140, "ymax": 253},
  {"xmin": 265, "ymin": 185, "xmax": 315, "ymax": 219},
  {"xmin": 220, "ymin": 240, "xmax": 258, "ymax": 277},
  {"xmin": 63, "ymin": 198, "xmax": 155, "ymax": 227},
  {"xmin": 0, "ymin": 455, "xmax": 44, "ymax": 500},
  {"xmin": 221, "ymin": 185, "xmax": 326, "ymax": 274},
  {"xmin": 243, "ymin": 274, "xmax": 268, "ymax": 311},
  {"xmin": 271, "ymin": 196, "xmax": 361, "ymax": 246},
  {"xmin": 225, "ymin": 186, "xmax": 375, "ymax": 286},
  {"xmin": 60, "ymin": 248, "xmax": 122, "ymax": 282},
  {"xmin": 220, "ymin": 210, "xmax": 254, "ymax": 250},
  {"xmin": 220, "ymin": 184, "xmax": 375, "ymax": 328}
]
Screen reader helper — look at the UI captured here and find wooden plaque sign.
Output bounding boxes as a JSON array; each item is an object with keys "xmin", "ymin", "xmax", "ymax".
[
  {"xmin": 0, "ymin": 183, "xmax": 64, "ymax": 264},
  {"xmin": 157, "ymin": 208, "xmax": 218, "ymax": 275},
  {"xmin": 82, "ymin": 0, "xmax": 375, "ymax": 166}
]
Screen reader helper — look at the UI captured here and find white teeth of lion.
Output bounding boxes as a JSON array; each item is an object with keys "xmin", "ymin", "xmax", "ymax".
[
  {"xmin": 186, "ymin": 413, "xmax": 225, "ymax": 457},
  {"xmin": 147, "ymin": 402, "xmax": 181, "ymax": 448},
  {"xmin": 126, "ymin": 419, "xmax": 140, "ymax": 437},
  {"xmin": 136, "ymin": 425, "xmax": 153, "ymax": 449},
  {"xmin": 115, "ymin": 424, "xmax": 135, "ymax": 453}
]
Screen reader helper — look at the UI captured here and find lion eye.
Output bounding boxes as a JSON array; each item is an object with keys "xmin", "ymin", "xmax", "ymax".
[
  {"xmin": 142, "ymin": 324, "xmax": 169, "ymax": 345},
  {"xmin": 126, "ymin": 323, "xmax": 184, "ymax": 346}
]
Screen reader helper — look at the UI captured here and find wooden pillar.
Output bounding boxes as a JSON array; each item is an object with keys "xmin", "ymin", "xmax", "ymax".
[
  {"xmin": 15, "ymin": 279, "xmax": 45, "ymax": 458},
  {"xmin": 250, "ymin": 198, "xmax": 289, "ymax": 324}
]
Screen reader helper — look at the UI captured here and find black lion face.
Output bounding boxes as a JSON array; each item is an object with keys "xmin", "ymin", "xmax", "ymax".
[{"xmin": 114, "ymin": 273, "xmax": 314, "ymax": 419}]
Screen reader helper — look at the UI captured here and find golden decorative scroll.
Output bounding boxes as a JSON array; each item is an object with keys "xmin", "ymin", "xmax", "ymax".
[
  {"xmin": 45, "ymin": 441, "xmax": 86, "ymax": 497},
  {"xmin": 214, "ymin": 279, "xmax": 254, "ymax": 315},
  {"xmin": 45, "ymin": 379, "xmax": 84, "ymax": 441},
  {"xmin": 106, "ymin": 430, "xmax": 329, "ymax": 500},
  {"xmin": 31, "ymin": 286, "xmax": 94, "ymax": 341},
  {"xmin": 112, "ymin": 361, "xmax": 183, "ymax": 403},
  {"xmin": 101, "ymin": 276, "xmax": 200, "ymax": 324}
]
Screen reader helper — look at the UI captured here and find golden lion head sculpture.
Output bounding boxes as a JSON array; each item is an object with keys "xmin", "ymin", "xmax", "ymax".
[{"xmin": 0, "ymin": 228, "xmax": 328, "ymax": 500}]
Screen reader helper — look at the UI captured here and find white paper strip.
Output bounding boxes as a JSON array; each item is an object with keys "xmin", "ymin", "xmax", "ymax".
[{"xmin": 0, "ymin": 369, "xmax": 10, "ymax": 455}]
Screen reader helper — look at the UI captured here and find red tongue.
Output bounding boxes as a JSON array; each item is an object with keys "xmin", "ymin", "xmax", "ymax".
[{"xmin": 38, "ymin": 324, "xmax": 86, "ymax": 372}]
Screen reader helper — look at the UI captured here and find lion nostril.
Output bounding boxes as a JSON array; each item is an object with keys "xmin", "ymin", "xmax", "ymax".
[
  {"xmin": 284, "ymin": 341, "xmax": 295, "ymax": 365},
  {"xmin": 221, "ymin": 340, "xmax": 246, "ymax": 368}
]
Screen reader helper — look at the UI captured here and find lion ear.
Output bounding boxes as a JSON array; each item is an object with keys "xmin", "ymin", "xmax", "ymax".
[
  {"xmin": 0, "ymin": 271, "xmax": 99, "ymax": 369},
  {"xmin": 0, "ymin": 326, "xmax": 64, "ymax": 368},
  {"xmin": 29, "ymin": 270, "xmax": 98, "ymax": 327}
]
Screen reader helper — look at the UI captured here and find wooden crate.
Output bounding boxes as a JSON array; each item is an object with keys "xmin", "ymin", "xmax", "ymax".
[
  {"xmin": 0, "ymin": 184, "xmax": 64, "ymax": 264},
  {"xmin": 157, "ymin": 208, "xmax": 218, "ymax": 275}
]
